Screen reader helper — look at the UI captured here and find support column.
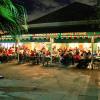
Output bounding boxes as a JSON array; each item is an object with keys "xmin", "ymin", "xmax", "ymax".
[
  {"xmin": 16, "ymin": 35, "xmax": 21, "ymax": 63},
  {"xmin": 91, "ymin": 35, "xmax": 94, "ymax": 69},
  {"xmin": 50, "ymin": 37, "xmax": 54, "ymax": 64}
]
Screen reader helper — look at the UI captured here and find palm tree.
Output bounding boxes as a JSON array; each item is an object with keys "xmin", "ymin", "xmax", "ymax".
[{"xmin": 0, "ymin": 0, "xmax": 28, "ymax": 62}]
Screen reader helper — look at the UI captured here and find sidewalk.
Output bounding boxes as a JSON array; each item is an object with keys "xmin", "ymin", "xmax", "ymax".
[{"xmin": 0, "ymin": 62, "xmax": 99, "ymax": 100}]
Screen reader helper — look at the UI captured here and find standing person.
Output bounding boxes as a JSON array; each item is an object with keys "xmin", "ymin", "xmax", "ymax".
[
  {"xmin": 59, "ymin": 50, "xmax": 64, "ymax": 65},
  {"xmin": 35, "ymin": 51, "xmax": 39, "ymax": 64},
  {"xmin": 41, "ymin": 51, "xmax": 45, "ymax": 66},
  {"xmin": 69, "ymin": 51, "xmax": 74, "ymax": 65}
]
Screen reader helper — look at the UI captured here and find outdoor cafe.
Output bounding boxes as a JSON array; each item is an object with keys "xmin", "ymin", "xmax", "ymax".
[{"xmin": 0, "ymin": 32, "xmax": 100, "ymax": 69}]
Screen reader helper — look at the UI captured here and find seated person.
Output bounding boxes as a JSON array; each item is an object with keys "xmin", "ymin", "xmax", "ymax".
[{"xmin": 73, "ymin": 52, "xmax": 81, "ymax": 62}]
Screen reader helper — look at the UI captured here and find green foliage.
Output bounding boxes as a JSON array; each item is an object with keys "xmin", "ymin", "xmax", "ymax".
[
  {"xmin": 0, "ymin": 0, "xmax": 28, "ymax": 39},
  {"xmin": 0, "ymin": 5, "xmax": 16, "ymax": 23}
]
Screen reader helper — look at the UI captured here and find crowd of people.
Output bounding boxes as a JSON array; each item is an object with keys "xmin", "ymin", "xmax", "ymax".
[{"xmin": 0, "ymin": 44, "xmax": 99, "ymax": 68}]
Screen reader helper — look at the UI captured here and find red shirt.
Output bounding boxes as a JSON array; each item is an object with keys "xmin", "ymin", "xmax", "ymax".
[{"xmin": 73, "ymin": 54, "xmax": 80, "ymax": 61}]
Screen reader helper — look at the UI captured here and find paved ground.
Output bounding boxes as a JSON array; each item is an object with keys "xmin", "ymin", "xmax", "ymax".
[{"xmin": 0, "ymin": 61, "xmax": 99, "ymax": 100}]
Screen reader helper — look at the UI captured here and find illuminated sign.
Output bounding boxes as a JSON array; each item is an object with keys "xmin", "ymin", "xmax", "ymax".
[{"xmin": 63, "ymin": 32, "xmax": 87, "ymax": 36}]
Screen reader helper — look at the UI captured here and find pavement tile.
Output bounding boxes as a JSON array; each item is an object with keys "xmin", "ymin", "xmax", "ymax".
[
  {"xmin": 0, "ymin": 91, "xmax": 5, "ymax": 95},
  {"xmin": 62, "ymin": 95, "xmax": 78, "ymax": 100},
  {"xmin": 8, "ymin": 92, "xmax": 66, "ymax": 100},
  {"xmin": 39, "ymin": 78, "xmax": 61, "ymax": 91},
  {"xmin": 8, "ymin": 92, "xmax": 41, "ymax": 100},
  {"xmin": 0, "ymin": 79, "xmax": 35, "ymax": 87},
  {"xmin": 97, "ymin": 81, "xmax": 100, "ymax": 88},
  {"xmin": 79, "ymin": 87, "xmax": 99, "ymax": 96},
  {"xmin": 98, "ymin": 89, "xmax": 100, "ymax": 100},
  {"xmin": 0, "ymin": 94, "xmax": 13, "ymax": 100},
  {"xmin": 78, "ymin": 95, "xmax": 98, "ymax": 100},
  {"xmin": 38, "ymin": 93, "xmax": 65, "ymax": 100},
  {"xmin": 99, "ymin": 95, "xmax": 100, "ymax": 100}
]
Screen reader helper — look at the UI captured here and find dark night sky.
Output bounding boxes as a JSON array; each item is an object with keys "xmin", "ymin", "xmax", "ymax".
[
  {"xmin": 14, "ymin": 0, "xmax": 71, "ymax": 14},
  {"xmin": 14, "ymin": 0, "xmax": 72, "ymax": 21},
  {"xmin": 13, "ymin": 0, "xmax": 97, "ymax": 21}
]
